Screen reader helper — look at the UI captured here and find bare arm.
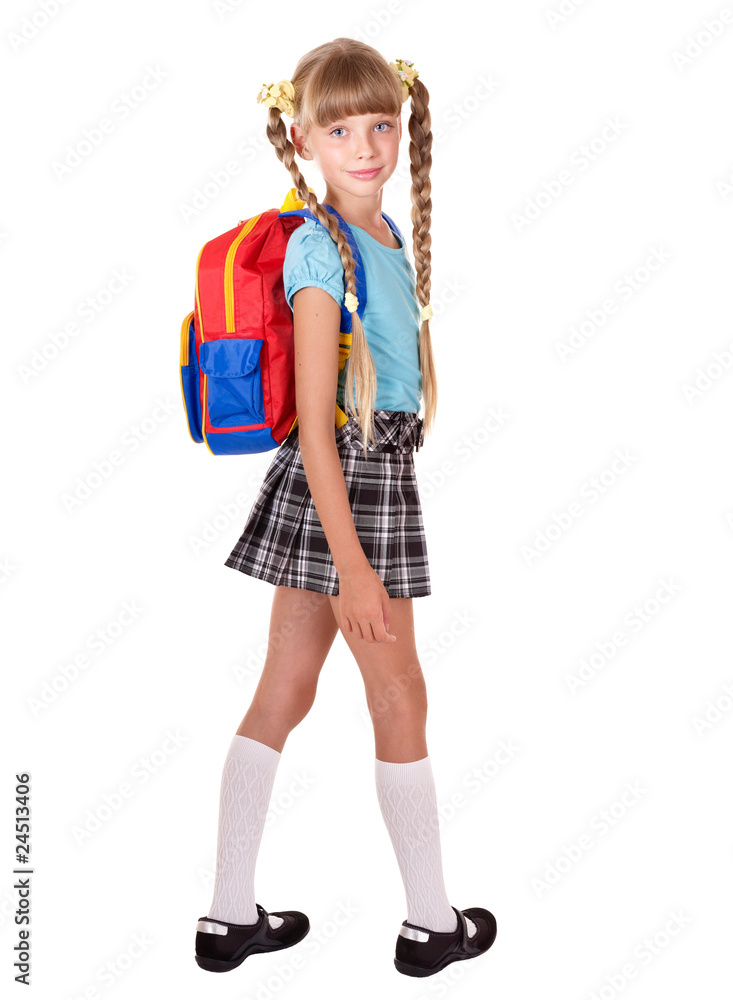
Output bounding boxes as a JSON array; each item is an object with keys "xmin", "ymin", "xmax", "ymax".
[{"xmin": 292, "ymin": 285, "xmax": 396, "ymax": 642}]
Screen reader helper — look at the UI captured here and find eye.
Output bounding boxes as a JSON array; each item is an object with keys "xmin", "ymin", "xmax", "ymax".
[
  {"xmin": 374, "ymin": 122, "xmax": 393, "ymax": 132},
  {"xmin": 330, "ymin": 126, "xmax": 347, "ymax": 137}
]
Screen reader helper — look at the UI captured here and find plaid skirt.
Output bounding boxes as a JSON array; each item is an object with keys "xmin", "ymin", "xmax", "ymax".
[{"xmin": 224, "ymin": 409, "xmax": 431, "ymax": 598}]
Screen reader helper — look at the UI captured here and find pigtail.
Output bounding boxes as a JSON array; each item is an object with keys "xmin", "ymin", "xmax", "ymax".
[
  {"xmin": 267, "ymin": 107, "xmax": 378, "ymax": 457},
  {"xmin": 406, "ymin": 78, "xmax": 437, "ymax": 437},
  {"xmin": 342, "ymin": 308, "xmax": 377, "ymax": 453}
]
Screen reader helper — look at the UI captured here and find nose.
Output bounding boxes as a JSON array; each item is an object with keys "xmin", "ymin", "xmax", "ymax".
[{"xmin": 353, "ymin": 131, "xmax": 377, "ymax": 160}]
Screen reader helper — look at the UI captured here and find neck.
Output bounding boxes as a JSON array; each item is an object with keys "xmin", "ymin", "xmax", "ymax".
[{"xmin": 322, "ymin": 187, "xmax": 385, "ymax": 231}]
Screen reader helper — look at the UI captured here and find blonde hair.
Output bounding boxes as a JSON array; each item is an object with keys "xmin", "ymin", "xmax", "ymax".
[{"xmin": 265, "ymin": 37, "xmax": 437, "ymax": 454}]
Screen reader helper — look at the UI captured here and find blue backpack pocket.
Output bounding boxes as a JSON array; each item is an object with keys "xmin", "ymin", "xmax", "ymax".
[
  {"xmin": 180, "ymin": 312, "xmax": 203, "ymax": 443},
  {"xmin": 199, "ymin": 338, "xmax": 266, "ymax": 428}
]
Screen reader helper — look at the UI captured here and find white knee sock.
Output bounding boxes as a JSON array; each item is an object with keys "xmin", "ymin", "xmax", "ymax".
[
  {"xmin": 208, "ymin": 735, "xmax": 284, "ymax": 930},
  {"xmin": 375, "ymin": 756, "xmax": 477, "ymax": 937}
]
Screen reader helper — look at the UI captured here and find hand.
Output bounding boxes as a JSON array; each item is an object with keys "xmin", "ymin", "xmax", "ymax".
[{"xmin": 337, "ymin": 563, "xmax": 397, "ymax": 643}]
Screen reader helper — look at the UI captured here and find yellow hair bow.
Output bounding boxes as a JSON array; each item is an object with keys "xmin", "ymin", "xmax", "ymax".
[
  {"xmin": 256, "ymin": 79, "xmax": 295, "ymax": 117},
  {"xmin": 420, "ymin": 303, "xmax": 433, "ymax": 322},
  {"xmin": 390, "ymin": 59, "xmax": 419, "ymax": 102}
]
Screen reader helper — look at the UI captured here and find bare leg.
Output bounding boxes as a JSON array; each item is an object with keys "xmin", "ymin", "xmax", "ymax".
[
  {"xmin": 327, "ymin": 595, "xmax": 427, "ymax": 761},
  {"xmin": 327, "ymin": 594, "xmax": 459, "ymax": 932},
  {"xmin": 237, "ymin": 586, "xmax": 340, "ymax": 750},
  {"xmin": 204, "ymin": 585, "xmax": 339, "ymax": 929}
]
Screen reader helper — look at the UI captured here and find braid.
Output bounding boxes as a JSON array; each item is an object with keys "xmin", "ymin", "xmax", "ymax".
[
  {"xmin": 406, "ymin": 79, "xmax": 437, "ymax": 435},
  {"xmin": 267, "ymin": 107, "xmax": 378, "ymax": 456}
]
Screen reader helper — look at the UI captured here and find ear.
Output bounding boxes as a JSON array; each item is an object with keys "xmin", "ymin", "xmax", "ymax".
[{"xmin": 290, "ymin": 123, "xmax": 311, "ymax": 160}]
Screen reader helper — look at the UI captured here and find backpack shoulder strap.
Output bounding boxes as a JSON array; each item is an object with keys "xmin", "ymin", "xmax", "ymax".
[
  {"xmin": 279, "ymin": 206, "xmax": 367, "ymax": 330},
  {"xmin": 380, "ymin": 211, "xmax": 405, "ymax": 248}
]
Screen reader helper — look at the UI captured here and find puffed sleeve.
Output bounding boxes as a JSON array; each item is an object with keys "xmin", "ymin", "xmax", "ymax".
[{"xmin": 282, "ymin": 219, "xmax": 345, "ymax": 311}]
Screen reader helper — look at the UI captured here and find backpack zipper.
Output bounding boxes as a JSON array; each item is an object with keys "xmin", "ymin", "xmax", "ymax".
[
  {"xmin": 180, "ymin": 310, "xmax": 194, "ymax": 366},
  {"xmin": 224, "ymin": 214, "xmax": 261, "ymax": 332}
]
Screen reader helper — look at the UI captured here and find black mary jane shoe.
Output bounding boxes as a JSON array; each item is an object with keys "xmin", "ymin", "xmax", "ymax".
[
  {"xmin": 195, "ymin": 902, "xmax": 310, "ymax": 973},
  {"xmin": 394, "ymin": 904, "xmax": 497, "ymax": 978}
]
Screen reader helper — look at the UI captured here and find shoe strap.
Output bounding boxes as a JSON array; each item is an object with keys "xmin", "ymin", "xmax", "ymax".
[
  {"xmin": 399, "ymin": 924, "xmax": 430, "ymax": 942},
  {"xmin": 196, "ymin": 919, "xmax": 228, "ymax": 936},
  {"xmin": 453, "ymin": 906, "xmax": 468, "ymax": 950},
  {"xmin": 398, "ymin": 907, "xmax": 467, "ymax": 946}
]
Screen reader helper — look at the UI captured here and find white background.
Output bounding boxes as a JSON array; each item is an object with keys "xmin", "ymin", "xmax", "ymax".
[{"xmin": 3, "ymin": 0, "xmax": 733, "ymax": 996}]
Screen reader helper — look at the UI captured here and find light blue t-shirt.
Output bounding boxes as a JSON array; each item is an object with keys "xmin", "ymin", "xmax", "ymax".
[{"xmin": 282, "ymin": 216, "xmax": 422, "ymax": 413}]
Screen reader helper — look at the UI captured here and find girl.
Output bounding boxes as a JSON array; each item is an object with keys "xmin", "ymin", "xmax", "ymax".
[{"xmin": 194, "ymin": 38, "xmax": 497, "ymax": 978}]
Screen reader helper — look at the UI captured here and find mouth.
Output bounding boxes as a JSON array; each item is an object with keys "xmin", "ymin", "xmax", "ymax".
[{"xmin": 346, "ymin": 167, "xmax": 383, "ymax": 180}]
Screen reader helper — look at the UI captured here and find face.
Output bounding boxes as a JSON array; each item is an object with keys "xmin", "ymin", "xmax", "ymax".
[{"xmin": 291, "ymin": 112, "xmax": 402, "ymax": 204}]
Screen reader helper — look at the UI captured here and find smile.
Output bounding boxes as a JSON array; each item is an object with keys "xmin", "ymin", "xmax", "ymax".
[{"xmin": 346, "ymin": 167, "xmax": 383, "ymax": 180}]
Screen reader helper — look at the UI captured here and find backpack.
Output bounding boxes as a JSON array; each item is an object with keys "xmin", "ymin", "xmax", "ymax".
[{"xmin": 179, "ymin": 187, "xmax": 404, "ymax": 455}]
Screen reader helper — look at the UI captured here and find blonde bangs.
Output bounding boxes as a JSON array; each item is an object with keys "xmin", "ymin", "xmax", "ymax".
[{"xmin": 295, "ymin": 49, "xmax": 402, "ymax": 133}]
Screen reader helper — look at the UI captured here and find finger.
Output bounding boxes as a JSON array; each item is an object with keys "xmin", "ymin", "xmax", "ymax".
[
  {"xmin": 381, "ymin": 617, "xmax": 396, "ymax": 641},
  {"xmin": 356, "ymin": 618, "xmax": 378, "ymax": 643},
  {"xmin": 354, "ymin": 619, "xmax": 371, "ymax": 642},
  {"xmin": 369, "ymin": 619, "xmax": 396, "ymax": 644},
  {"xmin": 381, "ymin": 596, "xmax": 396, "ymax": 642}
]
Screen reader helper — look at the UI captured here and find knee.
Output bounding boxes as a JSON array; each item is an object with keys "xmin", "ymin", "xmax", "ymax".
[
  {"xmin": 287, "ymin": 683, "xmax": 319, "ymax": 729},
  {"xmin": 367, "ymin": 665, "xmax": 427, "ymax": 726},
  {"xmin": 253, "ymin": 679, "xmax": 318, "ymax": 732}
]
